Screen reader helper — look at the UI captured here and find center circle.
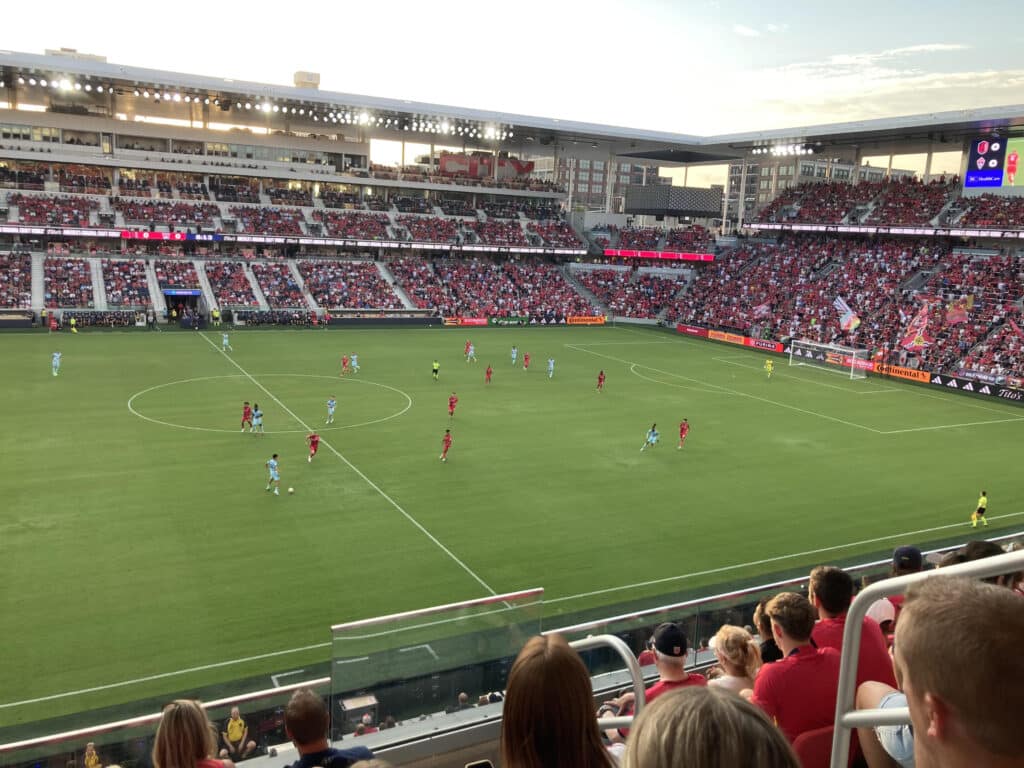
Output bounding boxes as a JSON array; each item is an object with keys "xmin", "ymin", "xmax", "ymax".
[{"xmin": 127, "ymin": 374, "xmax": 412, "ymax": 434}]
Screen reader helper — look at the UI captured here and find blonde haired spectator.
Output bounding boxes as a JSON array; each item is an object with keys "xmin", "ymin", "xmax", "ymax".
[
  {"xmin": 709, "ymin": 625, "xmax": 762, "ymax": 693},
  {"xmin": 152, "ymin": 699, "xmax": 233, "ymax": 768}
]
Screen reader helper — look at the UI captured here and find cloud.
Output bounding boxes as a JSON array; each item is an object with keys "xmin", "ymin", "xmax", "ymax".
[{"xmin": 732, "ymin": 24, "xmax": 761, "ymax": 38}]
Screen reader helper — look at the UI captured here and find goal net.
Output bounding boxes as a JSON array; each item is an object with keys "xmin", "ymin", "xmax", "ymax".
[{"xmin": 788, "ymin": 339, "xmax": 870, "ymax": 380}]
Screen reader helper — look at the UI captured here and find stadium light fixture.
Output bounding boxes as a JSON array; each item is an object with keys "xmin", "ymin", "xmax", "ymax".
[
  {"xmin": 85, "ymin": 84, "xmax": 92, "ymax": 92},
  {"xmin": 17, "ymin": 77, "xmax": 25, "ymax": 85},
  {"xmin": 28, "ymin": 78, "xmax": 36, "ymax": 86},
  {"xmin": 205, "ymin": 97, "xmax": 211, "ymax": 105},
  {"xmin": 173, "ymin": 93, "xmax": 181, "ymax": 101},
  {"xmin": 359, "ymin": 112, "xmax": 369, "ymax": 125},
  {"xmin": 245, "ymin": 102, "xmax": 252, "ymax": 110},
  {"xmin": 40, "ymin": 79, "xmax": 49, "ymax": 87},
  {"xmin": 97, "ymin": 85, "xmax": 105, "ymax": 93},
  {"xmin": 74, "ymin": 82, "xmax": 82, "ymax": 91}
]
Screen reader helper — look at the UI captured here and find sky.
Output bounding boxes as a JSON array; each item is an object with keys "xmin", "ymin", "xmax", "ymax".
[{"xmin": 4, "ymin": 0, "xmax": 1023, "ymax": 188}]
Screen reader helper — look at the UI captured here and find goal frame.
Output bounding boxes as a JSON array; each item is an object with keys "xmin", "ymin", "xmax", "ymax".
[{"xmin": 788, "ymin": 339, "xmax": 870, "ymax": 380}]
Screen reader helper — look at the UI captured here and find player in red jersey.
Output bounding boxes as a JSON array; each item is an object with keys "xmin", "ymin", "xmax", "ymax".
[
  {"xmin": 597, "ymin": 370, "xmax": 605, "ymax": 392},
  {"xmin": 678, "ymin": 418, "xmax": 690, "ymax": 450},
  {"xmin": 1008, "ymin": 149, "xmax": 1019, "ymax": 185},
  {"xmin": 440, "ymin": 429, "xmax": 453, "ymax": 462},
  {"xmin": 523, "ymin": 353, "xmax": 531, "ymax": 370},
  {"xmin": 241, "ymin": 401, "xmax": 253, "ymax": 432},
  {"xmin": 485, "ymin": 365, "xmax": 493, "ymax": 384},
  {"xmin": 307, "ymin": 432, "xmax": 321, "ymax": 463},
  {"xmin": 464, "ymin": 339, "xmax": 472, "ymax": 357},
  {"xmin": 340, "ymin": 355, "xmax": 350, "ymax": 376},
  {"xmin": 448, "ymin": 392, "xmax": 459, "ymax": 419}
]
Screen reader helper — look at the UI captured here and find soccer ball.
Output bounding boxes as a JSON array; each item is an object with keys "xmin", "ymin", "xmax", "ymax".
[{"xmin": 288, "ymin": 487, "xmax": 295, "ymax": 494}]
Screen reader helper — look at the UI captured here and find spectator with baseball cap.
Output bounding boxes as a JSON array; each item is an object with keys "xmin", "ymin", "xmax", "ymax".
[
  {"xmin": 601, "ymin": 622, "xmax": 707, "ymax": 741},
  {"xmin": 887, "ymin": 545, "xmax": 924, "ymax": 623}
]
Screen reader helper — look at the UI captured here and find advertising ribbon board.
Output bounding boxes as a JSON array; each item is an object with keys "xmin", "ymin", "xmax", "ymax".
[
  {"xmin": 567, "ymin": 316, "xmax": 606, "ymax": 325},
  {"xmin": 675, "ymin": 324, "xmax": 708, "ymax": 338},
  {"xmin": 875, "ymin": 363, "xmax": 931, "ymax": 383}
]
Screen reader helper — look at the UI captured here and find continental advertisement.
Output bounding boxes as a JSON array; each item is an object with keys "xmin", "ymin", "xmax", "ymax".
[
  {"xmin": 567, "ymin": 315, "xmax": 607, "ymax": 326},
  {"xmin": 708, "ymin": 330, "xmax": 747, "ymax": 345},
  {"xmin": 874, "ymin": 363, "xmax": 931, "ymax": 383}
]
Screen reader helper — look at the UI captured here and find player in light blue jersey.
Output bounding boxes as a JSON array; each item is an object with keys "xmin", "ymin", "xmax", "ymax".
[
  {"xmin": 222, "ymin": 332, "xmax": 233, "ymax": 352},
  {"xmin": 547, "ymin": 358, "xmax": 555, "ymax": 378},
  {"xmin": 252, "ymin": 404, "xmax": 264, "ymax": 434},
  {"xmin": 640, "ymin": 423, "xmax": 660, "ymax": 452},
  {"xmin": 467, "ymin": 344, "xmax": 477, "ymax": 363},
  {"xmin": 326, "ymin": 396, "xmax": 337, "ymax": 424},
  {"xmin": 511, "ymin": 346, "xmax": 518, "ymax": 366},
  {"xmin": 265, "ymin": 453, "xmax": 281, "ymax": 495},
  {"xmin": 52, "ymin": 351, "xmax": 62, "ymax": 377},
  {"xmin": 350, "ymin": 354, "xmax": 359, "ymax": 373}
]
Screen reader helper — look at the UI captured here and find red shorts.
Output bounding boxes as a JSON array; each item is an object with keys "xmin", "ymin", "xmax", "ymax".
[{"xmin": 310, "ymin": 444, "xmax": 319, "ymax": 455}]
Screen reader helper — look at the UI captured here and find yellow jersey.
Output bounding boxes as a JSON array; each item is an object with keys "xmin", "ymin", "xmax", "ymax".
[
  {"xmin": 977, "ymin": 495, "xmax": 987, "ymax": 510},
  {"xmin": 225, "ymin": 716, "xmax": 247, "ymax": 742}
]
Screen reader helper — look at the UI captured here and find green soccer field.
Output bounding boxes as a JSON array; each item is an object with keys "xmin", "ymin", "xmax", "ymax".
[{"xmin": 3, "ymin": 324, "xmax": 1023, "ymax": 730}]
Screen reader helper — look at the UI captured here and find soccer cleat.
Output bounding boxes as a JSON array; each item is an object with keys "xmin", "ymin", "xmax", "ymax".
[
  {"xmin": 274, "ymin": 489, "xmax": 279, "ymax": 495},
  {"xmin": 972, "ymin": 520, "xmax": 977, "ymax": 528},
  {"xmin": 308, "ymin": 455, "xmax": 312, "ymax": 463},
  {"xmin": 982, "ymin": 518, "xmax": 988, "ymax": 526}
]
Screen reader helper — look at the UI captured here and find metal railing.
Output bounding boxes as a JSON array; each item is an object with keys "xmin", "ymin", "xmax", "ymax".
[{"xmin": 830, "ymin": 549, "xmax": 1024, "ymax": 768}]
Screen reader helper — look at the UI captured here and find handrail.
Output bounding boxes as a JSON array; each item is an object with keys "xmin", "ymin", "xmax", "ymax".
[
  {"xmin": 829, "ymin": 550, "xmax": 1024, "ymax": 768},
  {"xmin": 0, "ymin": 677, "xmax": 331, "ymax": 754},
  {"xmin": 330, "ymin": 588, "xmax": 543, "ymax": 631},
  {"xmin": 569, "ymin": 634, "xmax": 646, "ymax": 733}
]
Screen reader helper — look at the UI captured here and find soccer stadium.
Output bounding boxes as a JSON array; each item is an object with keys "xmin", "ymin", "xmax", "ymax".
[{"xmin": 1, "ymin": 35, "xmax": 1023, "ymax": 768}]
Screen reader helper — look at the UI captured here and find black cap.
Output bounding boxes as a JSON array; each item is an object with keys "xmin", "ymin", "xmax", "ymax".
[{"xmin": 653, "ymin": 622, "xmax": 688, "ymax": 657}]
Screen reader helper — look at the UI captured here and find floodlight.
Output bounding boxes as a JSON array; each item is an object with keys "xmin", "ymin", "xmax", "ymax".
[
  {"xmin": 28, "ymin": 78, "xmax": 36, "ymax": 85},
  {"xmin": 17, "ymin": 77, "xmax": 24, "ymax": 85},
  {"xmin": 41, "ymin": 79, "xmax": 48, "ymax": 87},
  {"xmin": 359, "ymin": 112, "xmax": 369, "ymax": 124}
]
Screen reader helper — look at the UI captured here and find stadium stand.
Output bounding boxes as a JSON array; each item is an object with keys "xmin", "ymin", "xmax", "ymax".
[
  {"xmin": 313, "ymin": 211, "xmax": 391, "ymax": 239},
  {"xmin": 438, "ymin": 199, "xmax": 476, "ymax": 217},
  {"xmin": 101, "ymin": 259, "xmax": 151, "ymax": 307},
  {"xmin": 792, "ymin": 181, "xmax": 883, "ymax": 224},
  {"xmin": 297, "ymin": 260, "xmax": 403, "ymax": 310},
  {"xmin": 211, "ymin": 178, "xmax": 259, "ymax": 203},
  {"xmin": 9, "ymin": 193, "xmax": 99, "ymax": 227},
  {"xmin": 154, "ymin": 260, "xmax": 201, "ymax": 290},
  {"xmin": 0, "ymin": 252, "xmax": 33, "ymax": 308},
  {"xmin": 387, "ymin": 257, "xmax": 446, "ymax": 310},
  {"xmin": 112, "ymin": 199, "xmax": 220, "ymax": 228},
  {"xmin": 0, "ymin": 161, "xmax": 47, "ymax": 189},
  {"xmin": 393, "ymin": 196, "xmax": 432, "ymax": 214},
  {"xmin": 864, "ymin": 178, "xmax": 956, "ymax": 225},
  {"xmin": 958, "ymin": 321, "xmax": 1024, "ymax": 378},
  {"xmin": 205, "ymin": 261, "xmax": 259, "ymax": 308},
  {"xmin": 251, "ymin": 262, "xmax": 307, "ymax": 308},
  {"xmin": 321, "ymin": 190, "xmax": 363, "ymax": 209},
  {"xmin": 57, "ymin": 164, "xmax": 111, "ymax": 194},
  {"xmin": 466, "ymin": 220, "xmax": 528, "ymax": 247},
  {"xmin": 527, "ymin": 221, "xmax": 583, "ymax": 248},
  {"xmin": 44, "ymin": 257, "xmax": 94, "ymax": 308},
  {"xmin": 666, "ymin": 225, "xmax": 715, "ymax": 252},
  {"xmin": 575, "ymin": 268, "xmax": 687, "ymax": 318},
  {"xmin": 230, "ymin": 206, "xmax": 305, "ymax": 236},
  {"xmin": 117, "ymin": 173, "xmax": 152, "ymax": 195},
  {"xmin": 618, "ymin": 227, "xmax": 662, "ymax": 250},
  {"xmin": 266, "ymin": 186, "xmax": 313, "ymax": 206},
  {"xmin": 396, "ymin": 215, "xmax": 460, "ymax": 244},
  {"xmin": 956, "ymin": 194, "xmax": 1024, "ymax": 228}
]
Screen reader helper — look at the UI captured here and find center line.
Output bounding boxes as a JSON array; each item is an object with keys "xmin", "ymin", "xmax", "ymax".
[{"xmin": 198, "ymin": 333, "xmax": 497, "ymax": 596}]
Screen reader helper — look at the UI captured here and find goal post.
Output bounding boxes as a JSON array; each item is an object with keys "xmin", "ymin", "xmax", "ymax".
[{"xmin": 788, "ymin": 339, "xmax": 870, "ymax": 380}]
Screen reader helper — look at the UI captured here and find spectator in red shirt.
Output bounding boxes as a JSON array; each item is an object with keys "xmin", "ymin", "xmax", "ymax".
[
  {"xmin": 743, "ymin": 592, "xmax": 841, "ymax": 744},
  {"xmin": 809, "ymin": 565, "xmax": 898, "ymax": 689},
  {"xmin": 602, "ymin": 622, "xmax": 707, "ymax": 741}
]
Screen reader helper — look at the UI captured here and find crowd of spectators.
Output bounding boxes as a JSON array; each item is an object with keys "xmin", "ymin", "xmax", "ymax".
[
  {"xmin": 154, "ymin": 260, "xmax": 201, "ymax": 290},
  {"xmin": 0, "ymin": 163, "xmax": 47, "ymax": 189},
  {"xmin": 466, "ymin": 220, "xmax": 528, "ymax": 246},
  {"xmin": 10, "ymin": 193, "xmax": 100, "ymax": 227},
  {"xmin": 0, "ymin": 252, "xmax": 33, "ymax": 308},
  {"xmin": 438, "ymin": 199, "xmax": 476, "ymax": 217},
  {"xmin": 205, "ymin": 261, "xmax": 259, "ymax": 308},
  {"xmin": 235, "ymin": 309, "xmax": 313, "ymax": 326},
  {"xmin": 61, "ymin": 310, "xmax": 137, "ymax": 327},
  {"xmin": 864, "ymin": 178, "xmax": 956, "ymax": 225},
  {"xmin": 252, "ymin": 262, "xmax": 307, "ymax": 308},
  {"xmin": 396, "ymin": 215, "xmax": 459, "ymax": 243},
  {"xmin": 157, "ymin": 174, "xmax": 208, "ymax": 200},
  {"xmin": 481, "ymin": 201, "xmax": 519, "ymax": 219},
  {"xmin": 666, "ymin": 225, "xmax": 715, "ymax": 252},
  {"xmin": 113, "ymin": 199, "xmax": 220, "ymax": 228},
  {"xmin": 956, "ymin": 194, "xmax": 1024, "ymax": 228},
  {"xmin": 365, "ymin": 196, "xmax": 390, "ymax": 212},
  {"xmin": 211, "ymin": 179, "xmax": 259, "ymax": 203},
  {"xmin": 44, "ymin": 257, "xmax": 94, "ymax": 307},
  {"xmin": 321, "ymin": 190, "xmax": 363, "ymax": 209},
  {"xmin": 617, "ymin": 228, "xmax": 662, "ymax": 250},
  {"xmin": 793, "ymin": 181, "xmax": 883, "ymax": 224},
  {"xmin": 117, "ymin": 174, "xmax": 152, "ymax": 195},
  {"xmin": 754, "ymin": 187, "xmax": 804, "ymax": 223},
  {"xmin": 313, "ymin": 211, "xmax": 391, "ymax": 239},
  {"xmin": 527, "ymin": 221, "xmax": 583, "ymax": 248},
  {"xmin": 297, "ymin": 260, "xmax": 403, "ymax": 310},
  {"xmin": 957, "ymin": 319, "xmax": 1024, "ymax": 378},
  {"xmin": 575, "ymin": 268, "xmax": 687, "ymax": 318},
  {"xmin": 266, "ymin": 186, "xmax": 313, "ymax": 206},
  {"xmin": 393, "ymin": 196, "xmax": 433, "ymax": 214},
  {"xmin": 102, "ymin": 259, "xmax": 151, "ymax": 307},
  {"xmin": 388, "ymin": 257, "xmax": 445, "ymax": 309},
  {"xmin": 230, "ymin": 206, "xmax": 305, "ymax": 236},
  {"xmin": 57, "ymin": 164, "xmax": 111, "ymax": 194}
]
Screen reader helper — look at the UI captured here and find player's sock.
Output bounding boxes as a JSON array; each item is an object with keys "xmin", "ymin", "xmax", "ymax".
[
  {"xmin": 265, "ymin": 485, "xmax": 271, "ymax": 491},
  {"xmin": 274, "ymin": 488, "xmax": 279, "ymax": 495},
  {"xmin": 982, "ymin": 517, "xmax": 988, "ymax": 526}
]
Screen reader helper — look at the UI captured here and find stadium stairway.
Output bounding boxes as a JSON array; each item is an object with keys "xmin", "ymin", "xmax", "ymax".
[
  {"xmin": 144, "ymin": 261, "xmax": 168, "ymax": 318},
  {"xmin": 243, "ymin": 262, "xmax": 271, "ymax": 311},
  {"xmin": 377, "ymin": 262, "xmax": 417, "ymax": 309},
  {"xmin": 89, "ymin": 258, "xmax": 108, "ymax": 310},
  {"xmin": 288, "ymin": 260, "xmax": 320, "ymax": 313},
  {"xmin": 193, "ymin": 260, "xmax": 218, "ymax": 314},
  {"xmin": 561, "ymin": 264, "xmax": 609, "ymax": 314},
  {"xmin": 30, "ymin": 253, "xmax": 45, "ymax": 309}
]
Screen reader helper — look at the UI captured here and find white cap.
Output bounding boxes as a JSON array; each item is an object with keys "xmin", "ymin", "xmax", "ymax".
[{"xmin": 866, "ymin": 598, "xmax": 896, "ymax": 625}]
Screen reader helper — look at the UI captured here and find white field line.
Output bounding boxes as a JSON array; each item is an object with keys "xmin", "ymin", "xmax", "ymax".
[
  {"xmin": 196, "ymin": 333, "xmax": 497, "ymax": 597},
  {"xmin": 629, "ymin": 364, "xmax": 731, "ymax": 394},
  {"xmin": 567, "ymin": 343, "xmax": 883, "ymax": 434},
  {"xmin": 878, "ymin": 417, "xmax": 1024, "ymax": 434},
  {"xmin": 6, "ymin": 510, "xmax": 1023, "ymax": 710},
  {"xmin": 711, "ymin": 357, "xmax": 897, "ymax": 394}
]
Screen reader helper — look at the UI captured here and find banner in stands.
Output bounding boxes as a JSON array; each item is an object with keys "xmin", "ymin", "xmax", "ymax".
[
  {"xmin": 708, "ymin": 330, "xmax": 747, "ymax": 345},
  {"xmin": 928, "ymin": 373, "xmax": 1024, "ymax": 404},
  {"xmin": 675, "ymin": 323, "xmax": 708, "ymax": 338},
  {"xmin": 438, "ymin": 153, "xmax": 534, "ymax": 180},
  {"xmin": 456, "ymin": 317, "xmax": 488, "ymax": 326},
  {"xmin": 442, "ymin": 317, "xmax": 460, "ymax": 326},
  {"xmin": 488, "ymin": 316, "xmax": 530, "ymax": 326},
  {"xmin": 873, "ymin": 363, "xmax": 931, "ymax": 383},
  {"xmin": 744, "ymin": 337, "xmax": 785, "ymax": 353},
  {"xmin": 955, "ymin": 369, "xmax": 1004, "ymax": 385},
  {"xmin": 567, "ymin": 316, "xmax": 606, "ymax": 325},
  {"xmin": 603, "ymin": 249, "xmax": 715, "ymax": 262}
]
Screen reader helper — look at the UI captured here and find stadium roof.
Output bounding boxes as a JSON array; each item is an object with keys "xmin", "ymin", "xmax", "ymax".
[{"xmin": 2, "ymin": 49, "xmax": 1023, "ymax": 164}]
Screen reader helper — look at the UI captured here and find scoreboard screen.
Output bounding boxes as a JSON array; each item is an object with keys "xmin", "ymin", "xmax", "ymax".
[{"xmin": 965, "ymin": 136, "xmax": 1023, "ymax": 188}]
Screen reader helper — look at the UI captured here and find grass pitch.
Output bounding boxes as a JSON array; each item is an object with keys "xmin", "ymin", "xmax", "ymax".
[{"xmin": 2, "ymin": 324, "xmax": 1022, "ymax": 729}]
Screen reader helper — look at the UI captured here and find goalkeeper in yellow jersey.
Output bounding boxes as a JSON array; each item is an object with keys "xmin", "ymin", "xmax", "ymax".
[{"xmin": 764, "ymin": 358, "xmax": 774, "ymax": 379}]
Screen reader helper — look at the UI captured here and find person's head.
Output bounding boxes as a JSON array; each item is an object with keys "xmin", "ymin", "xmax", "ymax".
[
  {"xmin": 152, "ymin": 700, "xmax": 217, "ymax": 768},
  {"xmin": 940, "ymin": 540, "xmax": 1017, "ymax": 587},
  {"xmin": 895, "ymin": 576, "xmax": 1024, "ymax": 767},
  {"xmin": 753, "ymin": 601, "xmax": 773, "ymax": 641},
  {"xmin": 808, "ymin": 565, "xmax": 854, "ymax": 617},
  {"xmin": 892, "ymin": 545, "xmax": 924, "ymax": 576},
  {"xmin": 713, "ymin": 625, "xmax": 762, "ymax": 680},
  {"xmin": 229, "ymin": 706, "xmax": 240, "ymax": 720},
  {"xmin": 85, "ymin": 743, "xmax": 96, "ymax": 754},
  {"xmin": 501, "ymin": 634, "xmax": 612, "ymax": 768},
  {"xmin": 622, "ymin": 687, "xmax": 800, "ymax": 768},
  {"xmin": 361, "ymin": 713, "xmax": 373, "ymax": 726},
  {"xmin": 284, "ymin": 688, "xmax": 329, "ymax": 750},
  {"xmin": 272, "ymin": 453, "xmax": 278, "ymax": 460},
  {"xmin": 765, "ymin": 592, "xmax": 816, "ymax": 649},
  {"xmin": 651, "ymin": 622, "xmax": 688, "ymax": 670},
  {"xmin": 445, "ymin": 428, "xmax": 450, "ymax": 435}
]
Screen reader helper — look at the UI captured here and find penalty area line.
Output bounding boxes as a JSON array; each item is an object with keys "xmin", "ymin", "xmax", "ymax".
[{"xmin": 196, "ymin": 333, "xmax": 498, "ymax": 598}]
